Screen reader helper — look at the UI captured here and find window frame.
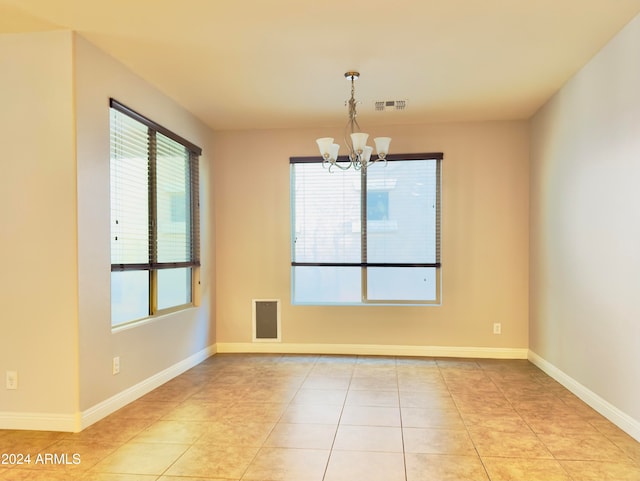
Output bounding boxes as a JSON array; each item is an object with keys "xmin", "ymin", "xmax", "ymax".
[
  {"xmin": 290, "ymin": 152, "xmax": 442, "ymax": 306},
  {"xmin": 109, "ymin": 99, "xmax": 202, "ymax": 327}
]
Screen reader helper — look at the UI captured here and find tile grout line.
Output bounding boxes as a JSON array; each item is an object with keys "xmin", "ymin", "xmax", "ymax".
[
  {"xmin": 486, "ymin": 362, "xmax": 576, "ymax": 477},
  {"xmin": 395, "ymin": 357, "xmax": 410, "ymax": 481},
  {"xmin": 443, "ymin": 360, "xmax": 493, "ymax": 481},
  {"xmin": 320, "ymin": 355, "xmax": 356, "ymax": 481},
  {"xmin": 238, "ymin": 353, "xmax": 315, "ymax": 481}
]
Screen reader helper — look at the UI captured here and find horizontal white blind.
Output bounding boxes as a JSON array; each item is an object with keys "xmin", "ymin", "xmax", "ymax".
[
  {"xmin": 110, "ymin": 101, "xmax": 200, "ymax": 271},
  {"xmin": 110, "ymin": 109, "xmax": 150, "ymax": 265},
  {"xmin": 110, "ymin": 99, "xmax": 201, "ymax": 324},
  {"xmin": 156, "ymin": 131, "xmax": 191, "ymax": 264},
  {"xmin": 290, "ymin": 154, "xmax": 441, "ymax": 304},
  {"xmin": 292, "ymin": 163, "xmax": 361, "ymax": 263},
  {"xmin": 365, "ymin": 159, "xmax": 438, "ymax": 264}
]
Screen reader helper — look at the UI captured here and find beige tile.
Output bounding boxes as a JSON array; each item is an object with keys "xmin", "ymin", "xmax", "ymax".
[
  {"xmin": 165, "ymin": 444, "xmax": 259, "ymax": 478},
  {"xmin": 280, "ymin": 403, "xmax": 343, "ymax": 424},
  {"xmin": 196, "ymin": 421, "xmax": 275, "ymax": 447},
  {"xmin": 109, "ymin": 401, "xmax": 180, "ymax": 421},
  {"xmin": 0, "ymin": 468, "xmax": 82, "ymax": 481},
  {"xmin": 591, "ymin": 417, "xmax": 637, "ymax": 438},
  {"xmin": 6, "ymin": 469, "xmax": 155, "ymax": 481},
  {"xmin": 131, "ymin": 420, "xmax": 208, "ymax": 444},
  {"xmin": 560, "ymin": 460, "xmax": 640, "ymax": 481},
  {"xmin": 355, "ymin": 356, "xmax": 396, "ymax": 368},
  {"xmin": 340, "ymin": 405, "xmax": 401, "ymax": 427},
  {"xmin": 0, "ymin": 437, "xmax": 60, "ymax": 457},
  {"xmin": 403, "ymin": 427, "xmax": 476, "ymax": 455},
  {"xmin": 66, "ymin": 417, "xmax": 154, "ymax": 444},
  {"xmin": 324, "ymin": 450, "xmax": 405, "ymax": 481},
  {"xmin": 436, "ymin": 359, "xmax": 481, "ymax": 370},
  {"xmin": 264, "ymin": 423, "xmax": 337, "ymax": 449},
  {"xmin": 0, "ymin": 430, "xmax": 66, "ymax": 443},
  {"xmin": 396, "ymin": 364, "xmax": 441, "ymax": 376},
  {"xmin": 349, "ymin": 376, "xmax": 398, "ymax": 391},
  {"xmin": 309, "ymin": 365, "xmax": 355, "ymax": 379},
  {"xmin": 190, "ymin": 384, "xmax": 249, "ymax": 402},
  {"xmin": 445, "ymin": 379, "xmax": 501, "ymax": 396},
  {"xmin": 452, "ymin": 393, "xmax": 513, "ymax": 412},
  {"xmin": 162, "ymin": 400, "xmax": 227, "ymax": 421},
  {"xmin": 223, "ymin": 402, "xmax": 288, "ymax": 424},
  {"xmin": 397, "ymin": 378, "xmax": 448, "ymax": 393},
  {"xmin": 161, "ymin": 473, "xmax": 239, "ymax": 480},
  {"xmin": 302, "ymin": 376, "xmax": 352, "ymax": 390},
  {"xmin": 468, "ymin": 427, "xmax": 553, "ymax": 459},
  {"xmin": 401, "ymin": 407, "xmax": 465, "ymax": 430},
  {"xmin": 91, "ymin": 442, "xmax": 189, "ymax": 475},
  {"xmin": 405, "ymin": 453, "xmax": 489, "ymax": 481},
  {"xmin": 396, "ymin": 357, "xmax": 438, "ymax": 368},
  {"xmin": 80, "ymin": 473, "xmax": 159, "ymax": 481},
  {"xmin": 538, "ymin": 432, "xmax": 633, "ymax": 462},
  {"xmin": 138, "ymin": 381, "xmax": 199, "ymax": 403},
  {"xmin": 440, "ymin": 370, "xmax": 488, "ymax": 382},
  {"xmin": 482, "ymin": 457, "xmax": 572, "ymax": 481},
  {"xmin": 333, "ymin": 425, "xmax": 403, "ymax": 452},
  {"xmin": 239, "ymin": 387, "xmax": 298, "ymax": 404},
  {"xmin": 6, "ymin": 355, "xmax": 618, "ymax": 481},
  {"xmin": 290, "ymin": 388, "xmax": 347, "ymax": 405},
  {"xmin": 241, "ymin": 447, "xmax": 329, "ymax": 481},
  {"xmin": 460, "ymin": 412, "xmax": 533, "ymax": 434},
  {"xmin": 345, "ymin": 389, "xmax": 399, "ymax": 407},
  {"xmin": 516, "ymin": 399, "xmax": 578, "ymax": 413},
  {"xmin": 399, "ymin": 390, "xmax": 457, "ymax": 409},
  {"xmin": 606, "ymin": 431, "xmax": 640, "ymax": 465},
  {"xmin": 353, "ymin": 360, "xmax": 397, "ymax": 371}
]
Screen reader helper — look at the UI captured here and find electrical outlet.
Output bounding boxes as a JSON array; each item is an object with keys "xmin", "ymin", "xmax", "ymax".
[
  {"xmin": 112, "ymin": 357, "xmax": 120, "ymax": 375},
  {"xmin": 493, "ymin": 323, "xmax": 502, "ymax": 335},
  {"xmin": 6, "ymin": 371, "xmax": 18, "ymax": 390}
]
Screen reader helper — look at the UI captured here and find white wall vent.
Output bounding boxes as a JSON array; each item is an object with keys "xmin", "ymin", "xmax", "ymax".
[
  {"xmin": 252, "ymin": 299, "xmax": 281, "ymax": 342},
  {"xmin": 374, "ymin": 100, "xmax": 407, "ymax": 111}
]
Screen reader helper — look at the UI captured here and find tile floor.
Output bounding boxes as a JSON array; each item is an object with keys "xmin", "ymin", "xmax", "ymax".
[{"xmin": 1, "ymin": 354, "xmax": 640, "ymax": 481}]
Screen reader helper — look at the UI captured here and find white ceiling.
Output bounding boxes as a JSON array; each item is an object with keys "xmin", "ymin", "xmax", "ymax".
[{"xmin": 2, "ymin": 0, "xmax": 640, "ymax": 131}]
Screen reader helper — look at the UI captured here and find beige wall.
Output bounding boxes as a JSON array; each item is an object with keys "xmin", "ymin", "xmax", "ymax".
[
  {"xmin": 530, "ymin": 14, "xmax": 640, "ymax": 425},
  {"xmin": 214, "ymin": 121, "xmax": 529, "ymax": 351},
  {"xmin": 74, "ymin": 35, "xmax": 215, "ymax": 413},
  {"xmin": 0, "ymin": 31, "xmax": 215, "ymax": 430},
  {"xmin": 0, "ymin": 31, "xmax": 78, "ymax": 418}
]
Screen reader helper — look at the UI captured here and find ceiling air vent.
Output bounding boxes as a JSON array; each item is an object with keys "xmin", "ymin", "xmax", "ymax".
[{"xmin": 374, "ymin": 100, "xmax": 407, "ymax": 111}]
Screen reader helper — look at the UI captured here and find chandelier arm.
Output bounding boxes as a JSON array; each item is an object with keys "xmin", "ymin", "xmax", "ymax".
[
  {"xmin": 325, "ymin": 159, "xmax": 351, "ymax": 173},
  {"xmin": 317, "ymin": 71, "xmax": 390, "ymax": 172}
]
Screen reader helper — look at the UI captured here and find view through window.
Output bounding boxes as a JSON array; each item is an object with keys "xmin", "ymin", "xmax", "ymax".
[
  {"xmin": 110, "ymin": 100, "xmax": 201, "ymax": 326},
  {"xmin": 290, "ymin": 153, "xmax": 442, "ymax": 305}
]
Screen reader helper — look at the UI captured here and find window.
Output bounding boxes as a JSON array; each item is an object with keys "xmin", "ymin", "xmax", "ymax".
[
  {"xmin": 110, "ymin": 99, "xmax": 201, "ymax": 327},
  {"xmin": 290, "ymin": 153, "xmax": 442, "ymax": 305},
  {"xmin": 290, "ymin": 153, "xmax": 443, "ymax": 305}
]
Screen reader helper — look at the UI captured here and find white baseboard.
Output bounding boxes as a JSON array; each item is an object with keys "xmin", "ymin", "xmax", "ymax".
[
  {"xmin": 0, "ymin": 344, "xmax": 216, "ymax": 433},
  {"xmin": 528, "ymin": 350, "xmax": 640, "ymax": 442},
  {"xmin": 0, "ymin": 411, "xmax": 79, "ymax": 432},
  {"xmin": 216, "ymin": 342, "xmax": 528, "ymax": 359},
  {"xmin": 81, "ymin": 344, "xmax": 217, "ymax": 430}
]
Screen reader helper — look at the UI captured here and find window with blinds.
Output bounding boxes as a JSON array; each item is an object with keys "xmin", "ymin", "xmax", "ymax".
[
  {"xmin": 290, "ymin": 153, "xmax": 441, "ymax": 305},
  {"xmin": 110, "ymin": 99, "xmax": 201, "ymax": 326}
]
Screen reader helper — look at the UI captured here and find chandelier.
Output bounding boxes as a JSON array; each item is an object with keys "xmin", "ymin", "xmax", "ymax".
[{"xmin": 316, "ymin": 72, "xmax": 391, "ymax": 171}]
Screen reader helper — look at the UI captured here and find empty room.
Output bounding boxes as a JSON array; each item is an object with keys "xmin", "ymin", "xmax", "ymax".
[{"xmin": 1, "ymin": 1, "xmax": 640, "ymax": 480}]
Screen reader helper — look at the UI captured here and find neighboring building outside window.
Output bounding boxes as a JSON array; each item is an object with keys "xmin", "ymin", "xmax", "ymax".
[
  {"xmin": 110, "ymin": 99, "xmax": 201, "ymax": 327},
  {"xmin": 290, "ymin": 153, "xmax": 442, "ymax": 305}
]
